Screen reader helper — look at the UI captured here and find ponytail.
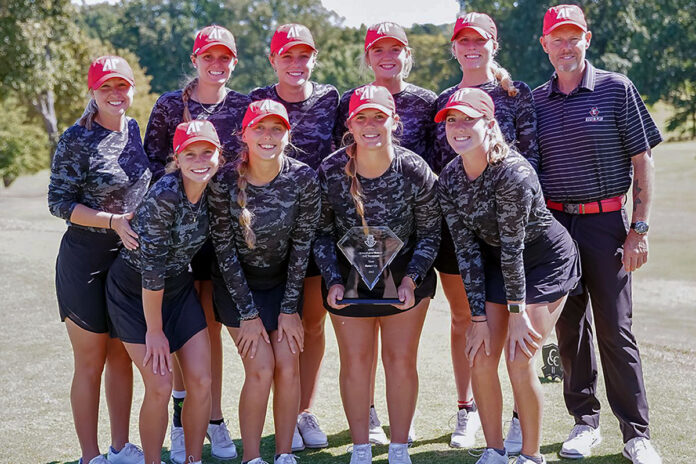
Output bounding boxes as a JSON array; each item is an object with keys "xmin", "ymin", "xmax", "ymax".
[
  {"xmin": 181, "ymin": 77, "xmax": 198, "ymax": 122},
  {"xmin": 490, "ymin": 61, "xmax": 519, "ymax": 97},
  {"xmin": 78, "ymin": 98, "xmax": 99, "ymax": 130},
  {"xmin": 344, "ymin": 144, "xmax": 369, "ymax": 234},
  {"xmin": 236, "ymin": 149, "xmax": 257, "ymax": 249},
  {"xmin": 485, "ymin": 118, "xmax": 510, "ymax": 164}
]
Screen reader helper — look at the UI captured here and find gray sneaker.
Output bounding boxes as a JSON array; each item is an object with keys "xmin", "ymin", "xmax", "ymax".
[
  {"xmin": 169, "ymin": 425, "xmax": 185, "ymax": 464},
  {"xmin": 297, "ymin": 412, "xmax": 328, "ymax": 448},
  {"xmin": 350, "ymin": 443, "xmax": 372, "ymax": 464},
  {"xmin": 475, "ymin": 448, "xmax": 509, "ymax": 464},
  {"xmin": 368, "ymin": 407, "xmax": 388, "ymax": 445},
  {"xmin": 504, "ymin": 417, "xmax": 522, "ymax": 455}
]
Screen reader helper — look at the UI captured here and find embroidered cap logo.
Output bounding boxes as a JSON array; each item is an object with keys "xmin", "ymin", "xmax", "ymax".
[
  {"xmin": 102, "ymin": 58, "xmax": 119, "ymax": 72},
  {"xmin": 207, "ymin": 26, "xmax": 224, "ymax": 40},
  {"xmin": 286, "ymin": 25, "xmax": 303, "ymax": 39},
  {"xmin": 451, "ymin": 88, "xmax": 474, "ymax": 102},
  {"xmin": 376, "ymin": 22, "xmax": 395, "ymax": 35},
  {"xmin": 358, "ymin": 86, "xmax": 376, "ymax": 101},
  {"xmin": 462, "ymin": 13, "xmax": 483, "ymax": 24},
  {"xmin": 555, "ymin": 6, "xmax": 574, "ymax": 20},
  {"xmin": 186, "ymin": 121, "xmax": 204, "ymax": 134}
]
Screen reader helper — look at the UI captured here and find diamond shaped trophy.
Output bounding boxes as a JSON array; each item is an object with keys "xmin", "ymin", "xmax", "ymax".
[{"xmin": 336, "ymin": 226, "xmax": 404, "ymax": 305}]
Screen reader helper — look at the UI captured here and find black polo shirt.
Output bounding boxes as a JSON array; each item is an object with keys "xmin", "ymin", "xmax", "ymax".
[{"xmin": 533, "ymin": 61, "xmax": 662, "ymax": 204}]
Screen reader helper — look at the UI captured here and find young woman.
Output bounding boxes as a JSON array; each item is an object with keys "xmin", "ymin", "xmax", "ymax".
[
  {"xmin": 143, "ymin": 24, "xmax": 249, "ymax": 462},
  {"xmin": 208, "ymin": 99, "xmax": 321, "ymax": 464},
  {"xmin": 332, "ymin": 22, "xmax": 438, "ymax": 444},
  {"xmin": 248, "ymin": 23, "xmax": 339, "ymax": 450},
  {"xmin": 432, "ymin": 12, "xmax": 539, "ymax": 450},
  {"xmin": 437, "ymin": 88, "xmax": 580, "ymax": 464},
  {"xmin": 106, "ymin": 120, "xmax": 222, "ymax": 464},
  {"xmin": 315, "ymin": 85, "xmax": 440, "ymax": 464},
  {"xmin": 48, "ymin": 55, "xmax": 149, "ymax": 464}
]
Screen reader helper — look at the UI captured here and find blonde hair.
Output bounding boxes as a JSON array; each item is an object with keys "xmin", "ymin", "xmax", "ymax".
[
  {"xmin": 344, "ymin": 144, "xmax": 369, "ymax": 234},
  {"xmin": 181, "ymin": 76, "xmax": 198, "ymax": 122},
  {"xmin": 78, "ymin": 98, "xmax": 99, "ymax": 130},
  {"xmin": 235, "ymin": 148, "xmax": 257, "ymax": 249},
  {"xmin": 485, "ymin": 118, "xmax": 510, "ymax": 164},
  {"xmin": 490, "ymin": 60, "xmax": 518, "ymax": 97}
]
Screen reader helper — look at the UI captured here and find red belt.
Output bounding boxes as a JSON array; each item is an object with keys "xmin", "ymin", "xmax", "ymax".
[{"xmin": 546, "ymin": 195, "xmax": 624, "ymax": 215}]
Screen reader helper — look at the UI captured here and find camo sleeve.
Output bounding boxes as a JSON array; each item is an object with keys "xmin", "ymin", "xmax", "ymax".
[
  {"xmin": 313, "ymin": 163, "xmax": 343, "ymax": 288},
  {"xmin": 48, "ymin": 127, "xmax": 87, "ymax": 221},
  {"xmin": 143, "ymin": 94, "xmax": 171, "ymax": 181},
  {"xmin": 438, "ymin": 171, "xmax": 486, "ymax": 317},
  {"xmin": 208, "ymin": 167, "xmax": 258, "ymax": 320},
  {"xmin": 279, "ymin": 168, "xmax": 321, "ymax": 314},
  {"xmin": 513, "ymin": 83, "xmax": 539, "ymax": 171}
]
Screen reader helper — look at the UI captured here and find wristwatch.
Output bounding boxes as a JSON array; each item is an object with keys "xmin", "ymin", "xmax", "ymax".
[
  {"xmin": 507, "ymin": 303, "xmax": 526, "ymax": 313},
  {"xmin": 406, "ymin": 272, "xmax": 422, "ymax": 288},
  {"xmin": 630, "ymin": 221, "xmax": 650, "ymax": 235}
]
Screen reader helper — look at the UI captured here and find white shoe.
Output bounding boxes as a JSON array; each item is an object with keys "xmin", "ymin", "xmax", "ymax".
[
  {"xmin": 292, "ymin": 424, "xmax": 305, "ymax": 452},
  {"xmin": 247, "ymin": 458, "xmax": 270, "ymax": 464},
  {"xmin": 407, "ymin": 420, "xmax": 416, "ymax": 444},
  {"xmin": 169, "ymin": 425, "xmax": 185, "ymax": 464},
  {"xmin": 107, "ymin": 443, "xmax": 144, "ymax": 464},
  {"xmin": 450, "ymin": 408, "xmax": 480, "ymax": 448},
  {"xmin": 559, "ymin": 424, "xmax": 602, "ymax": 459},
  {"xmin": 274, "ymin": 453, "xmax": 299, "ymax": 464},
  {"xmin": 388, "ymin": 443, "xmax": 411, "ymax": 464},
  {"xmin": 475, "ymin": 448, "xmax": 508, "ymax": 464},
  {"xmin": 368, "ymin": 406, "xmax": 389, "ymax": 445},
  {"xmin": 515, "ymin": 454, "xmax": 546, "ymax": 464},
  {"xmin": 80, "ymin": 456, "xmax": 109, "ymax": 464},
  {"xmin": 623, "ymin": 437, "xmax": 662, "ymax": 464},
  {"xmin": 297, "ymin": 412, "xmax": 329, "ymax": 448},
  {"xmin": 207, "ymin": 421, "xmax": 238, "ymax": 459},
  {"xmin": 504, "ymin": 417, "xmax": 523, "ymax": 455},
  {"xmin": 350, "ymin": 443, "xmax": 373, "ymax": 464}
]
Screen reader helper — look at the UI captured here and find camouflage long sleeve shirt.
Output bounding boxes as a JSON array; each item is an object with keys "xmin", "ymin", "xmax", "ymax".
[
  {"xmin": 437, "ymin": 151, "xmax": 553, "ymax": 316},
  {"xmin": 208, "ymin": 157, "xmax": 321, "ymax": 320},
  {"xmin": 144, "ymin": 89, "xmax": 251, "ymax": 181},
  {"xmin": 48, "ymin": 119, "xmax": 151, "ymax": 234},
  {"xmin": 333, "ymin": 83, "xmax": 438, "ymax": 164},
  {"xmin": 314, "ymin": 146, "xmax": 441, "ymax": 288},
  {"xmin": 248, "ymin": 82, "xmax": 340, "ymax": 170},
  {"xmin": 121, "ymin": 172, "xmax": 209, "ymax": 291},
  {"xmin": 433, "ymin": 80, "xmax": 538, "ymax": 174}
]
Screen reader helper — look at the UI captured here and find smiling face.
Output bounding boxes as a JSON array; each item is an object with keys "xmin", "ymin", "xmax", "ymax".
[
  {"xmin": 347, "ymin": 108, "xmax": 399, "ymax": 151},
  {"xmin": 541, "ymin": 25, "xmax": 591, "ymax": 74},
  {"xmin": 445, "ymin": 109, "xmax": 492, "ymax": 158},
  {"xmin": 176, "ymin": 141, "xmax": 221, "ymax": 185},
  {"xmin": 91, "ymin": 77, "xmax": 134, "ymax": 118},
  {"xmin": 366, "ymin": 38, "xmax": 411, "ymax": 80},
  {"xmin": 452, "ymin": 29, "xmax": 497, "ymax": 72},
  {"xmin": 192, "ymin": 45, "xmax": 237, "ymax": 86},
  {"xmin": 242, "ymin": 115, "xmax": 290, "ymax": 163},
  {"xmin": 270, "ymin": 44, "xmax": 317, "ymax": 88}
]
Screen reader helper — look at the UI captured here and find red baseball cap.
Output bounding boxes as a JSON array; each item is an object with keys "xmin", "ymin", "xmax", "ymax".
[
  {"xmin": 364, "ymin": 22, "xmax": 408, "ymax": 52},
  {"xmin": 173, "ymin": 120, "xmax": 222, "ymax": 155},
  {"xmin": 193, "ymin": 25, "xmax": 237, "ymax": 57},
  {"xmin": 434, "ymin": 88, "xmax": 495, "ymax": 122},
  {"xmin": 451, "ymin": 12, "xmax": 497, "ymax": 41},
  {"xmin": 543, "ymin": 4, "xmax": 587, "ymax": 36},
  {"xmin": 270, "ymin": 23, "xmax": 317, "ymax": 55},
  {"xmin": 87, "ymin": 56, "xmax": 135, "ymax": 90},
  {"xmin": 348, "ymin": 85, "xmax": 396, "ymax": 121},
  {"xmin": 242, "ymin": 99, "xmax": 291, "ymax": 130}
]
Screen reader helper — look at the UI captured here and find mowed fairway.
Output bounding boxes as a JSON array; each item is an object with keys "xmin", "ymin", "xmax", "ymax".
[{"xmin": 0, "ymin": 142, "xmax": 694, "ymax": 464}]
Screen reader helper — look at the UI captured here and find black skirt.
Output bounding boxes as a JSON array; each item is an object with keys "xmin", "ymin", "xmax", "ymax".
[
  {"xmin": 190, "ymin": 238, "xmax": 215, "ymax": 281},
  {"xmin": 433, "ymin": 221, "xmax": 460, "ymax": 275},
  {"xmin": 482, "ymin": 219, "xmax": 581, "ymax": 305},
  {"xmin": 106, "ymin": 255, "xmax": 207, "ymax": 352},
  {"xmin": 55, "ymin": 227, "xmax": 121, "ymax": 334}
]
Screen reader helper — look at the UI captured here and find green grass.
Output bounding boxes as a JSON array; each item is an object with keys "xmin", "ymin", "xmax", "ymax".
[{"xmin": 1, "ymin": 141, "xmax": 694, "ymax": 463}]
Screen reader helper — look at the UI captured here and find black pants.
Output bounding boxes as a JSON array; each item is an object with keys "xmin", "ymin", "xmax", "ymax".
[{"xmin": 553, "ymin": 209, "xmax": 650, "ymax": 442}]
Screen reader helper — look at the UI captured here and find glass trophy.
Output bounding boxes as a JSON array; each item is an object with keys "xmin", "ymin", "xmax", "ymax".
[{"xmin": 336, "ymin": 226, "xmax": 404, "ymax": 305}]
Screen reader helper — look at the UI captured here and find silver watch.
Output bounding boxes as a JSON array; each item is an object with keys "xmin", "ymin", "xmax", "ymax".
[{"xmin": 631, "ymin": 221, "xmax": 649, "ymax": 235}]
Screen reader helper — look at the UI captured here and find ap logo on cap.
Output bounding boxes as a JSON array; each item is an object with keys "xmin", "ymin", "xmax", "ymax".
[
  {"xmin": 451, "ymin": 88, "xmax": 475, "ymax": 101},
  {"xmin": 358, "ymin": 86, "xmax": 376, "ymax": 101},
  {"xmin": 207, "ymin": 26, "xmax": 224, "ymax": 39},
  {"xmin": 285, "ymin": 25, "xmax": 304, "ymax": 39},
  {"xmin": 102, "ymin": 57, "xmax": 120, "ymax": 72},
  {"xmin": 186, "ymin": 121, "xmax": 204, "ymax": 134},
  {"xmin": 376, "ymin": 22, "xmax": 395, "ymax": 35},
  {"xmin": 555, "ymin": 6, "xmax": 574, "ymax": 19},
  {"xmin": 259, "ymin": 100, "xmax": 274, "ymax": 112},
  {"xmin": 462, "ymin": 13, "xmax": 483, "ymax": 23}
]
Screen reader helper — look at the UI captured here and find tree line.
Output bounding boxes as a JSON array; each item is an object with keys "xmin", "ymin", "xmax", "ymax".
[{"xmin": 1, "ymin": 0, "xmax": 693, "ymax": 185}]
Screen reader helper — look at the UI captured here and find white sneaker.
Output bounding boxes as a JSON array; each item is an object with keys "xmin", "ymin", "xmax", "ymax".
[
  {"xmin": 292, "ymin": 424, "xmax": 305, "ymax": 452},
  {"xmin": 450, "ymin": 408, "xmax": 480, "ymax": 448},
  {"xmin": 388, "ymin": 443, "xmax": 411, "ymax": 464},
  {"xmin": 297, "ymin": 412, "xmax": 329, "ymax": 448},
  {"xmin": 515, "ymin": 454, "xmax": 546, "ymax": 464},
  {"xmin": 368, "ymin": 406, "xmax": 389, "ymax": 445},
  {"xmin": 107, "ymin": 443, "xmax": 144, "ymax": 464},
  {"xmin": 274, "ymin": 453, "xmax": 299, "ymax": 464},
  {"xmin": 206, "ymin": 421, "xmax": 238, "ymax": 459},
  {"xmin": 169, "ymin": 424, "xmax": 185, "ymax": 464},
  {"xmin": 80, "ymin": 456, "xmax": 109, "ymax": 464},
  {"xmin": 559, "ymin": 424, "xmax": 602, "ymax": 459},
  {"xmin": 350, "ymin": 443, "xmax": 372, "ymax": 464},
  {"xmin": 247, "ymin": 458, "xmax": 270, "ymax": 464},
  {"xmin": 623, "ymin": 437, "xmax": 662, "ymax": 464},
  {"xmin": 475, "ymin": 448, "xmax": 509, "ymax": 464},
  {"xmin": 504, "ymin": 417, "xmax": 523, "ymax": 455}
]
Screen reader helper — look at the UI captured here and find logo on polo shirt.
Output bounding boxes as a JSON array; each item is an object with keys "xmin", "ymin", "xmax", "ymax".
[{"xmin": 585, "ymin": 107, "xmax": 603, "ymax": 122}]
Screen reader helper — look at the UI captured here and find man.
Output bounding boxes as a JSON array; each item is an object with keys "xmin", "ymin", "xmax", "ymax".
[{"xmin": 533, "ymin": 5, "xmax": 662, "ymax": 464}]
